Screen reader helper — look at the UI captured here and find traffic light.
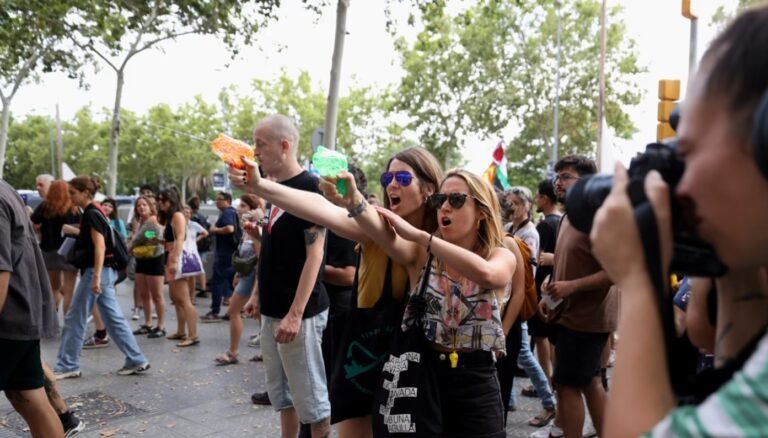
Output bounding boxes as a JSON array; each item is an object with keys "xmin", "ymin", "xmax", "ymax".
[{"xmin": 657, "ymin": 79, "xmax": 680, "ymax": 141}]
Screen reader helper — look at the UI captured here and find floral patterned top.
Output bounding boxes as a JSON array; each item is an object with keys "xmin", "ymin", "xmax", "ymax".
[{"xmin": 402, "ymin": 260, "xmax": 506, "ymax": 353}]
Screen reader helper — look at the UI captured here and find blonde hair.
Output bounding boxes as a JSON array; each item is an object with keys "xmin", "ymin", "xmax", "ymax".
[{"xmin": 440, "ymin": 169, "xmax": 505, "ymax": 260}]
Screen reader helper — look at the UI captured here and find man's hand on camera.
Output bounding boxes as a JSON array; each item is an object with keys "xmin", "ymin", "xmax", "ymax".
[{"xmin": 590, "ymin": 163, "xmax": 673, "ymax": 287}]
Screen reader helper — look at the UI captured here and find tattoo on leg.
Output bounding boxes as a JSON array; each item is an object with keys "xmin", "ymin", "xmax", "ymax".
[
  {"xmin": 43, "ymin": 375, "xmax": 66, "ymax": 414},
  {"xmin": 5, "ymin": 390, "xmax": 28, "ymax": 405},
  {"xmin": 304, "ymin": 227, "xmax": 326, "ymax": 246}
]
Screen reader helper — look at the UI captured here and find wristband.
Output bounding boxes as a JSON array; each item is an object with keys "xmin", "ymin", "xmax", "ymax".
[
  {"xmin": 347, "ymin": 198, "xmax": 368, "ymax": 218},
  {"xmin": 427, "ymin": 233, "xmax": 434, "ymax": 253}
]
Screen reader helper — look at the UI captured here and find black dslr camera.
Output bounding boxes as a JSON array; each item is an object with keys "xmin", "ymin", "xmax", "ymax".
[{"xmin": 564, "ymin": 141, "xmax": 727, "ymax": 277}]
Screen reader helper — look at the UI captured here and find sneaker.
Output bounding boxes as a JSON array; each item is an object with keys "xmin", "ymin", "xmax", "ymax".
[
  {"xmin": 83, "ymin": 335, "xmax": 109, "ymax": 349},
  {"xmin": 131, "ymin": 308, "xmax": 140, "ymax": 321},
  {"xmin": 63, "ymin": 415, "xmax": 85, "ymax": 437},
  {"xmin": 200, "ymin": 312, "xmax": 223, "ymax": 323},
  {"xmin": 54, "ymin": 370, "xmax": 82, "ymax": 380},
  {"xmin": 195, "ymin": 290, "xmax": 209, "ymax": 298},
  {"xmin": 251, "ymin": 391, "xmax": 271, "ymax": 406},
  {"xmin": 152, "ymin": 313, "xmax": 158, "ymax": 320},
  {"xmin": 117, "ymin": 362, "xmax": 151, "ymax": 376},
  {"xmin": 248, "ymin": 334, "xmax": 261, "ymax": 348},
  {"xmin": 582, "ymin": 422, "xmax": 597, "ymax": 438}
]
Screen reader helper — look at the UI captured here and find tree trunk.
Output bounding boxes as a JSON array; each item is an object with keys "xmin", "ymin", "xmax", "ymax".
[
  {"xmin": 181, "ymin": 175, "xmax": 188, "ymax": 204},
  {"xmin": 0, "ymin": 98, "xmax": 11, "ymax": 180},
  {"xmin": 323, "ymin": 0, "xmax": 350, "ymax": 151},
  {"xmin": 107, "ymin": 70, "xmax": 125, "ymax": 196}
]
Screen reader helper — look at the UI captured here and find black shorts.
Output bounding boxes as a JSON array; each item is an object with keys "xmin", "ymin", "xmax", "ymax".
[
  {"xmin": 433, "ymin": 351, "xmax": 505, "ymax": 438},
  {"xmin": 0, "ymin": 339, "xmax": 44, "ymax": 391},
  {"xmin": 527, "ymin": 314, "xmax": 555, "ymax": 340},
  {"xmin": 135, "ymin": 255, "xmax": 165, "ymax": 276},
  {"xmin": 553, "ymin": 325, "xmax": 608, "ymax": 388}
]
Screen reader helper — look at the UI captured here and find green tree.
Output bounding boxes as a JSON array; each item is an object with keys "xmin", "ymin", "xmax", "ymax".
[
  {"xmin": 711, "ymin": 0, "xmax": 766, "ymax": 28},
  {"xmin": 71, "ymin": 0, "xmax": 307, "ymax": 196},
  {"xmin": 0, "ymin": 0, "xmax": 85, "ymax": 179},
  {"xmin": 393, "ymin": 0, "xmax": 644, "ymax": 188},
  {"xmin": 3, "ymin": 115, "xmax": 56, "ymax": 189}
]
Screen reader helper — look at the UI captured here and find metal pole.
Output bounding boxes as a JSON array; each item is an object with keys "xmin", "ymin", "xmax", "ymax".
[
  {"xmin": 688, "ymin": 18, "xmax": 698, "ymax": 80},
  {"xmin": 323, "ymin": 0, "xmax": 350, "ymax": 151},
  {"xmin": 551, "ymin": 2, "xmax": 562, "ymax": 175},
  {"xmin": 55, "ymin": 104, "xmax": 64, "ymax": 179},
  {"xmin": 596, "ymin": 0, "xmax": 607, "ymax": 169}
]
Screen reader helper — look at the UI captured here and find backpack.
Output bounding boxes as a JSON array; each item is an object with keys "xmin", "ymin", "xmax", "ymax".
[
  {"xmin": 510, "ymin": 235, "xmax": 539, "ymax": 321},
  {"xmin": 191, "ymin": 213, "xmax": 213, "ymax": 253},
  {"xmin": 100, "ymin": 214, "xmax": 130, "ymax": 271}
]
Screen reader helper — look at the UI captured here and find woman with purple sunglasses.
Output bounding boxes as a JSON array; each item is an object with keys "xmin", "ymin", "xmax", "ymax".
[{"xmin": 229, "ymin": 146, "xmax": 442, "ymax": 438}]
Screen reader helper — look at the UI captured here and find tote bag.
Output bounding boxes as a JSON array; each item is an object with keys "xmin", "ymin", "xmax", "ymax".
[{"xmin": 372, "ymin": 254, "xmax": 442, "ymax": 437}]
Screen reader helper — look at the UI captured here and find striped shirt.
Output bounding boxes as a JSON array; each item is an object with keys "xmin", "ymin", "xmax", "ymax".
[{"xmin": 647, "ymin": 331, "xmax": 768, "ymax": 437}]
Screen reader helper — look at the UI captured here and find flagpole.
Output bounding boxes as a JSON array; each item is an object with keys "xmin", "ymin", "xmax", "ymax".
[
  {"xmin": 596, "ymin": 0, "xmax": 607, "ymax": 170},
  {"xmin": 551, "ymin": 1, "xmax": 562, "ymax": 177}
]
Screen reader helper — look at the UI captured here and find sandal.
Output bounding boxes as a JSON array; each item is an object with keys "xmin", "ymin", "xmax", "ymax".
[
  {"xmin": 214, "ymin": 351, "xmax": 239, "ymax": 366},
  {"xmin": 177, "ymin": 337, "xmax": 200, "ymax": 348},
  {"xmin": 249, "ymin": 353, "xmax": 263, "ymax": 362},
  {"xmin": 528, "ymin": 408, "xmax": 556, "ymax": 427},
  {"xmin": 132, "ymin": 325, "xmax": 152, "ymax": 335},
  {"xmin": 166, "ymin": 333, "xmax": 186, "ymax": 341}
]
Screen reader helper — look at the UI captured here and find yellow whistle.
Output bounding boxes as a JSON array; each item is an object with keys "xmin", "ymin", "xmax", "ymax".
[{"xmin": 449, "ymin": 351, "xmax": 459, "ymax": 368}]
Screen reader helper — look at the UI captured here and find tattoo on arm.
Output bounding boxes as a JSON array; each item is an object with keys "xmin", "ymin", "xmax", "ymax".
[{"xmin": 304, "ymin": 227, "xmax": 326, "ymax": 246}]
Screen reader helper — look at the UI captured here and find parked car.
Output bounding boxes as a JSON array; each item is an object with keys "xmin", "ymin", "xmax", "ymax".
[{"xmin": 16, "ymin": 189, "xmax": 43, "ymax": 210}]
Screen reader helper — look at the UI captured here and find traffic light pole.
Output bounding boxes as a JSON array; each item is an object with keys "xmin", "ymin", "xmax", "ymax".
[{"xmin": 682, "ymin": 0, "xmax": 698, "ymax": 80}]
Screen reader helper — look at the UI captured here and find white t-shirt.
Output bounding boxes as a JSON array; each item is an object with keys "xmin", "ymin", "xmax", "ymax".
[{"xmin": 186, "ymin": 220, "xmax": 205, "ymax": 243}]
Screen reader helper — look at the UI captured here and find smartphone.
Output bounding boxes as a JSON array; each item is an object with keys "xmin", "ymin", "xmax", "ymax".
[{"xmin": 144, "ymin": 230, "xmax": 157, "ymax": 239}]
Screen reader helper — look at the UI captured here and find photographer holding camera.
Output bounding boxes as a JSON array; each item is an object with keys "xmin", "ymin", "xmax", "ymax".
[{"xmin": 590, "ymin": 5, "xmax": 768, "ymax": 436}]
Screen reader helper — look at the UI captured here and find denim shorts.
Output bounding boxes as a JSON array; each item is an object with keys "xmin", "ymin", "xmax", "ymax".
[
  {"xmin": 234, "ymin": 271, "xmax": 256, "ymax": 298},
  {"xmin": 261, "ymin": 310, "xmax": 330, "ymax": 424}
]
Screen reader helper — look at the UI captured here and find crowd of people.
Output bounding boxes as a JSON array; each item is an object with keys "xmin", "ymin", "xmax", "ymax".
[{"xmin": 2, "ymin": 4, "xmax": 768, "ymax": 437}]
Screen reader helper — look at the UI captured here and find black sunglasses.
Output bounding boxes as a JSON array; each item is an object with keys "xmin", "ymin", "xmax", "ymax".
[
  {"xmin": 427, "ymin": 193, "xmax": 471, "ymax": 210},
  {"xmin": 380, "ymin": 171, "xmax": 414, "ymax": 188}
]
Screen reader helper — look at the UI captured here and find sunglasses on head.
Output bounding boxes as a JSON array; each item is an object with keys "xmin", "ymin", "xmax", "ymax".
[
  {"xmin": 380, "ymin": 170, "xmax": 414, "ymax": 188},
  {"xmin": 427, "ymin": 193, "xmax": 471, "ymax": 210}
]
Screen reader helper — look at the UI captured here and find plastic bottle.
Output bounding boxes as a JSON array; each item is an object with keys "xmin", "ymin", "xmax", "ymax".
[{"xmin": 311, "ymin": 146, "xmax": 349, "ymax": 195}]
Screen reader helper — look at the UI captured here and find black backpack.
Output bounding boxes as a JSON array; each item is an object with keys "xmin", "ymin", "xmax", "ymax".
[{"xmin": 99, "ymin": 214, "xmax": 130, "ymax": 271}]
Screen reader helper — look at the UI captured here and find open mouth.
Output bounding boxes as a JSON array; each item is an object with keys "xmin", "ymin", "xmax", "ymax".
[
  {"xmin": 440, "ymin": 217, "xmax": 452, "ymax": 226},
  {"xmin": 389, "ymin": 195, "xmax": 401, "ymax": 207}
]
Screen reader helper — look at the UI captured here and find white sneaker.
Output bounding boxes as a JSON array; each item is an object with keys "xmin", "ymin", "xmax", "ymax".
[
  {"xmin": 582, "ymin": 423, "xmax": 597, "ymax": 438},
  {"xmin": 54, "ymin": 370, "xmax": 82, "ymax": 380},
  {"xmin": 248, "ymin": 333, "xmax": 261, "ymax": 348},
  {"xmin": 117, "ymin": 362, "xmax": 151, "ymax": 376},
  {"xmin": 152, "ymin": 312, "xmax": 158, "ymax": 319},
  {"xmin": 131, "ymin": 308, "xmax": 140, "ymax": 321}
]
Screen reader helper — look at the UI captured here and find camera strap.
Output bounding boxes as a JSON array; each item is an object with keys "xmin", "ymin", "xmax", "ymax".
[{"xmin": 633, "ymin": 202, "xmax": 679, "ymax": 386}]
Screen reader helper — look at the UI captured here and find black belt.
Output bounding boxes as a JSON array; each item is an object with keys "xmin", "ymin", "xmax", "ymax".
[{"xmin": 429, "ymin": 349, "xmax": 495, "ymax": 369}]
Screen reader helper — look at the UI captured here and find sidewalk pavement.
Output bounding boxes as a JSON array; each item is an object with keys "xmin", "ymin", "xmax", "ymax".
[{"xmin": 0, "ymin": 279, "xmax": 584, "ymax": 437}]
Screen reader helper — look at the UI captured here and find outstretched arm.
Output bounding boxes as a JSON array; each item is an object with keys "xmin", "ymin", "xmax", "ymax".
[
  {"xmin": 228, "ymin": 157, "xmax": 370, "ymax": 243},
  {"xmin": 375, "ymin": 206, "xmax": 515, "ymax": 290}
]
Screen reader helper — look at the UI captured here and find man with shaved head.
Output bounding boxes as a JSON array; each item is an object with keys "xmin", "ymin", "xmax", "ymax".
[{"xmin": 246, "ymin": 114, "xmax": 331, "ymax": 437}]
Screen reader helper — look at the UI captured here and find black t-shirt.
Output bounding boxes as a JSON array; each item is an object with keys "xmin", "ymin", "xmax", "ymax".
[
  {"xmin": 534, "ymin": 213, "xmax": 562, "ymax": 292},
  {"xmin": 258, "ymin": 171, "xmax": 329, "ymax": 319},
  {"xmin": 74, "ymin": 203, "xmax": 113, "ymax": 268},
  {"xmin": 30, "ymin": 203, "xmax": 81, "ymax": 251},
  {"xmin": 324, "ymin": 231, "xmax": 357, "ymax": 296}
]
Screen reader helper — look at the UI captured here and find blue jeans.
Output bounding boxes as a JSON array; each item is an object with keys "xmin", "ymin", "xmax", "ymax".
[
  {"xmin": 55, "ymin": 267, "xmax": 147, "ymax": 373},
  {"xmin": 210, "ymin": 254, "xmax": 235, "ymax": 315},
  {"xmin": 261, "ymin": 310, "xmax": 330, "ymax": 424},
  {"xmin": 511, "ymin": 322, "xmax": 555, "ymax": 410}
]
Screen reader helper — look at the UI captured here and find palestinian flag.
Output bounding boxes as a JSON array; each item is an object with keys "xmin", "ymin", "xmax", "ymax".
[{"xmin": 482, "ymin": 142, "xmax": 511, "ymax": 191}]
